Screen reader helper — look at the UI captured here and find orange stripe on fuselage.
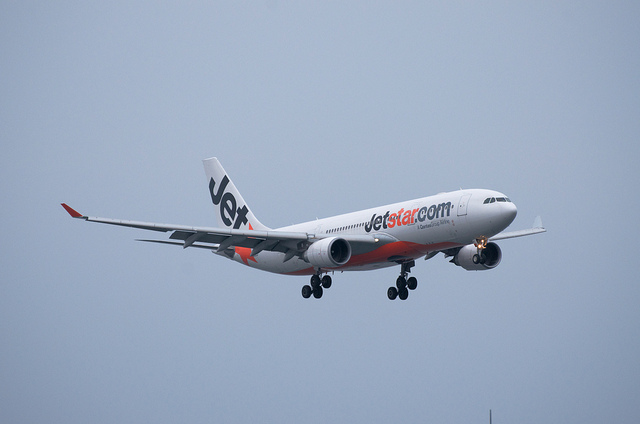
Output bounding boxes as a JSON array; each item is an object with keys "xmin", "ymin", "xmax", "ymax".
[{"xmin": 285, "ymin": 240, "xmax": 459, "ymax": 276}]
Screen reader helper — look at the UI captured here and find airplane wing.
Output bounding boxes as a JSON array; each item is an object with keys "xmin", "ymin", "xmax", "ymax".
[
  {"xmin": 489, "ymin": 216, "xmax": 546, "ymax": 241},
  {"xmin": 61, "ymin": 203, "xmax": 383, "ymax": 260}
]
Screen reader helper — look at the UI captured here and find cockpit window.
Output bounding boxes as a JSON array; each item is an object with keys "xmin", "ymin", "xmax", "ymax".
[
  {"xmin": 484, "ymin": 196, "xmax": 512, "ymax": 204},
  {"xmin": 485, "ymin": 196, "xmax": 511, "ymax": 204}
]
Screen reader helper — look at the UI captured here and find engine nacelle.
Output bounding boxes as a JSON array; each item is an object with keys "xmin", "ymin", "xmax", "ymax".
[
  {"xmin": 452, "ymin": 242, "xmax": 502, "ymax": 271},
  {"xmin": 304, "ymin": 237, "xmax": 352, "ymax": 268}
]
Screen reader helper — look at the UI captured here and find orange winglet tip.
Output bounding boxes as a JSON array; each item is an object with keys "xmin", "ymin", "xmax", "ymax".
[{"xmin": 61, "ymin": 203, "xmax": 84, "ymax": 218}]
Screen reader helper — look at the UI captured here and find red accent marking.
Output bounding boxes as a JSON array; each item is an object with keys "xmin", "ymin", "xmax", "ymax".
[
  {"xmin": 346, "ymin": 241, "xmax": 449, "ymax": 267},
  {"xmin": 61, "ymin": 203, "xmax": 83, "ymax": 218},
  {"xmin": 234, "ymin": 224, "xmax": 260, "ymax": 265},
  {"xmin": 287, "ymin": 267, "xmax": 316, "ymax": 276},
  {"xmin": 284, "ymin": 241, "xmax": 461, "ymax": 276},
  {"xmin": 235, "ymin": 246, "xmax": 258, "ymax": 265}
]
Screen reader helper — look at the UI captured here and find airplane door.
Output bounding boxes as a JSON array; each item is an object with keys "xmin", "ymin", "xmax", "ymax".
[{"xmin": 457, "ymin": 194, "xmax": 471, "ymax": 216}]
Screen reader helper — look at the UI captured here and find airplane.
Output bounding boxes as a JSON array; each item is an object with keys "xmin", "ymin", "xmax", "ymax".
[{"xmin": 62, "ymin": 157, "xmax": 546, "ymax": 300}]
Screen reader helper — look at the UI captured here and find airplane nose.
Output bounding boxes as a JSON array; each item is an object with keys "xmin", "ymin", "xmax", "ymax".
[{"xmin": 504, "ymin": 202, "xmax": 517, "ymax": 226}]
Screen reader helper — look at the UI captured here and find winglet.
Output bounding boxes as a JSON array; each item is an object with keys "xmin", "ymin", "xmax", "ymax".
[
  {"xmin": 61, "ymin": 203, "xmax": 84, "ymax": 218},
  {"xmin": 533, "ymin": 215, "xmax": 543, "ymax": 229}
]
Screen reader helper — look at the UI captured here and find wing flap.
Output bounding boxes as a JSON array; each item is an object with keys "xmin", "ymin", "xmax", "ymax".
[{"xmin": 136, "ymin": 239, "xmax": 220, "ymax": 250}]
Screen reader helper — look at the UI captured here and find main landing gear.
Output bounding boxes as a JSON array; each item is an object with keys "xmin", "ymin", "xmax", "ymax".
[
  {"xmin": 387, "ymin": 260, "xmax": 418, "ymax": 300},
  {"xmin": 301, "ymin": 273, "xmax": 332, "ymax": 299}
]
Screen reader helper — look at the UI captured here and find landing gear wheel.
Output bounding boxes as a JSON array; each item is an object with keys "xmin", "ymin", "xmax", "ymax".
[
  {"xmin": 473, "ymin": 254, "xmax": 480, "ymax": 264},
  {"xmin": 310, "ymin": 274, "xmax": 321, "ymax": 288},
  {"xmin": 321, "ymin": 275, "xmax": 332, "ymax": 289},
  {"xmin": 398, "ymin": 287, "xmax": 409, "ymax": 300},
  {"xmin": 407, "ymin": 277, "xmax": 418, "ymax": 290},
  {"xmin": 391, "ymin": 260, "xmax": 416, "ymax": 300},
  {"xmin": 387, "ymin": 287, "xmax": 398, "ymax": 300},
  {"xmin": 302, "ymin": 285, "xmax": 312, "ymax": 299},
  {"xmin": 313, "ymin": 285, "xmax": 323, "ymax": 299}
]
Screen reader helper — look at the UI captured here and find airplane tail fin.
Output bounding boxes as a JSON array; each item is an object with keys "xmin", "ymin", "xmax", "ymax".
[{"xmin": 202, "ymin": 157, "xmax": 270, "ymax": 231}]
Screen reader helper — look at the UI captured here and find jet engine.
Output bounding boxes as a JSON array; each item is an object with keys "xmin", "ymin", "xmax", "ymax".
[
  {"xmin": 304, "ymin": 237, "xmax": 351, "ymax": 268},
  {"xmin": 452, "ymin": 242, "xmax": 502, "ymax": 271}
]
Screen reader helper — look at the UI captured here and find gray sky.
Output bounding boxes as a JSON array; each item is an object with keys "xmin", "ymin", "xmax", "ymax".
[{"xmin": 2, "ymin": 2, "xmax": 639, "ymax": 423}]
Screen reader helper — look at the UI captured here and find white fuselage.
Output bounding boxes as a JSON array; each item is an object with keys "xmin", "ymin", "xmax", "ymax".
[{"xmin": 229, "ymin": 189, "xmax": 517, "ymax": 275}]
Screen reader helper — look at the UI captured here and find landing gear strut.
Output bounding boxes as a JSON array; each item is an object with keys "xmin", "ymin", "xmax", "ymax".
[
  {"xmin": 302, "ymin": 273, "xmax": 332, "ymax": 299},
  {"xmin": 387, "ymin": 260, "xmax": 418, "ymax": 300},
  {"xmin": 473, "ymin": 236, "xmax": 488, "ymax": 264}
]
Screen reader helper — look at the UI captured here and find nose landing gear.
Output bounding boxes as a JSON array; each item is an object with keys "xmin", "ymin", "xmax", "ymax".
[
  {"xmin": 387, "ymin": 260, "xmax": 418, "ymax": 300},
  {"xmin": 473, "ymin": 236, "xmax": 488, "ymax": 264}
]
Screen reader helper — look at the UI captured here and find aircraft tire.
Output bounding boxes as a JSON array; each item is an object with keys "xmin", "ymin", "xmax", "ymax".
[
  {"xmin": 396, "ymin": 276, "xmax": 407, "ymax": 290},
  {"xmin": 310, "ymin": 274, "xmax": 321, "ymax": 288},
  {"xmin": 302, "ymin": 285, "xmax": 312, "ymax": 299},
  {"xmin": 398, "ymin": 287, "xmax": 409, "ymax": 300},
  {"xmin": 387, "ymin": 287, "xmax": 398, "ymax": 300},
  {"xmin": 321, "ymin": 275, "xmax": 332, "ymax": 289},
  {"xmin": 407, "ymin": 277, "xmax": 417, "ymax": 290},
  {"xmin": 472, "ymin": 254, "xmax": 480, "ymax": 264},
  {"xmin": 313, "ymin": 286, "xmax": 323, "ymax": 299}
]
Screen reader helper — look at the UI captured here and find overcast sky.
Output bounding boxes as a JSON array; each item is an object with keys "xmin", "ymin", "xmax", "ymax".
[{"xmin": 2, "ymin": 2, "xmax": 639, "ymax": 423}]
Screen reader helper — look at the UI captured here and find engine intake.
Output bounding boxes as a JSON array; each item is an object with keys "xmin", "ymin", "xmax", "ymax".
[
  {"xmin": 452, "ymin": 242, "xmax": 502, "ymax": 271},
  {"xmin": 304, "ymin": 237, "xmax": 351, "ymax": 268}
]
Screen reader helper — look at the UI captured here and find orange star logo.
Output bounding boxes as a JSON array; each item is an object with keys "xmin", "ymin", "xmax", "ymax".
[
  {"xmin": 235, "ymin": 223, "xmax": 257, "ymax": 265},
  {"xmin": 235, "ymin": 246, "xmax": 258, "ymax": 265}
]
